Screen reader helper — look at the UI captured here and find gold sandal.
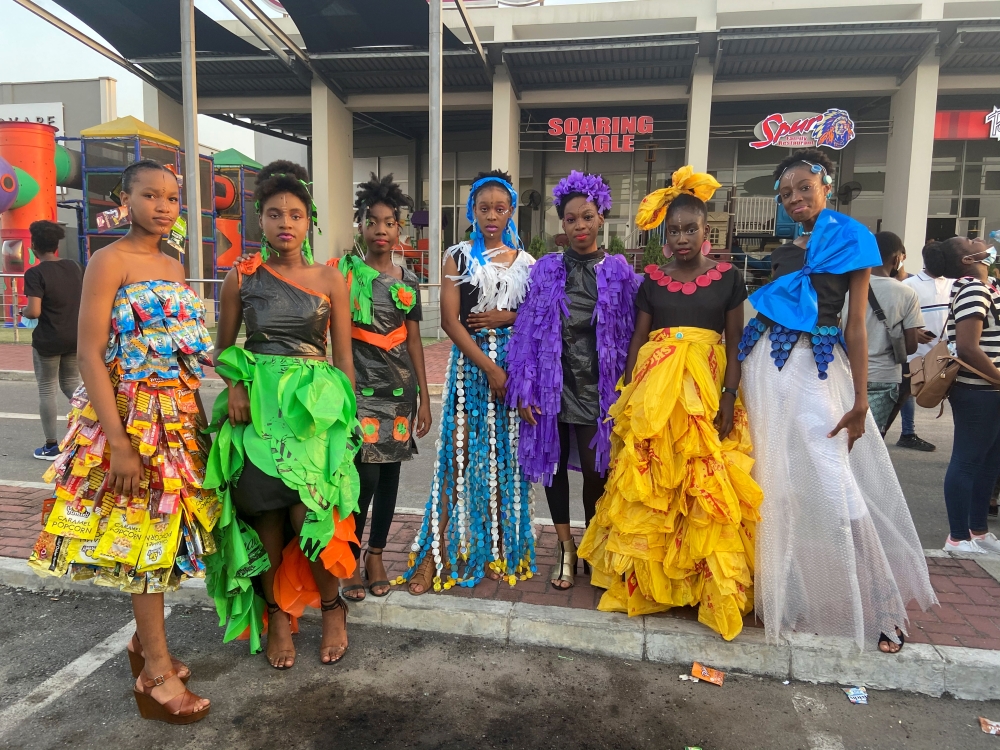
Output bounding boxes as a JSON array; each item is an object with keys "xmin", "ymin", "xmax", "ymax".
[{"xmin": 550, "ymin": 538, "xmax": 578, "ymax": 590}]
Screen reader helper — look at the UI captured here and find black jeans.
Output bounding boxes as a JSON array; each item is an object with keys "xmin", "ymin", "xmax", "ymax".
[
  {"xmin": 351, "ymin": 454, "xmax": 401, "ymax": 558},
  {"xmin": 543, "ymin": 422, "xmax": 605, "ymax": 526},
  {"xmin": 944, "ymin": 385, "xmax": 1000, "ymax": 541}
]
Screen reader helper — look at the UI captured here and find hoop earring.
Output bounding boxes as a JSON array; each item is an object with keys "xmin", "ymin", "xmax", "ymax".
[
  {"xmin": 662, "ymin": 245, "xmax": 673, "ymax": 259},
  {"xmin": 701, "ymin": 240, "xmax": 712, "ymax": 256}
]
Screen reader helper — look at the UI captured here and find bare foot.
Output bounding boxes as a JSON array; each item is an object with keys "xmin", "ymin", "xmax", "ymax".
[
  {"xmin": 340, "ymin": 566, "xmax": 366, "ymax": 601},
  {"xmin": 550, "ymin": 577, "xmax": 572, "ymax": 590},
  {"xmin": 266, "ymin": 605, "xmax": 296, "ymax": 669},
  {"xmin": 878, "ymin": 627, "xmax": 905, "ymax": 654},
  {"xmin": 319, "ymin": 598, "xmax": 348, "ymax": 664}
]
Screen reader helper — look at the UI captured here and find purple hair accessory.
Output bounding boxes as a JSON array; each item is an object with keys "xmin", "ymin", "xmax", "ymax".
[
  {"xmin": 552, "ymin": 170, "xmax": 613, "ymax": 215},
  {"xmin": 506, "ymin": 252, "xmax": 639, "ymax": 483}
]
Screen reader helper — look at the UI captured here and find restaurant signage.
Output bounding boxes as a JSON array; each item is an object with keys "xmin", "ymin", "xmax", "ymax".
[
  {"xmin": 750, "ymin": 108, "xmax": 856, "ymax": 150},
  {"xmin": 933, "ymin": 109, "xmax": 1000, "ymax": 141},
  {"xmin": 547, "ymin": 116, "xmax": 654, "ymax": 153}
]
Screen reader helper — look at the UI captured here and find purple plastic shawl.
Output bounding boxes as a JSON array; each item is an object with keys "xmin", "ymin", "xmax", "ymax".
[
  {"xmin": 591, "ymin": 254, "xmax": 641, "ymax": 474},
  {"xmin": 506, "ymin": 253, "xmax": 640, "ymax": 484},
  {"xmin": 505, "ymin": 254, "xmax": 567, "ymax": 484}
]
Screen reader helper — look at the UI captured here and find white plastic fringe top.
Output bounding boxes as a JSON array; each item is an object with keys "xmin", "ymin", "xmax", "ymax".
[{"xmin": 446, "ymin": 241, "xmax": 535, "ymax": 314}]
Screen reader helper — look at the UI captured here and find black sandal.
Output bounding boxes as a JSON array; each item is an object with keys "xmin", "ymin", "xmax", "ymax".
[
  {"xmin": 878, "ymin": 628, "xmax": 905, "ymax": 654},
  {"xmin": 265, "ymin": 602, "xmax": 296, "ymax": 670},
  {"xmin": 319, "ymin": 596, "xmax": 349, "ymax": 665},
  {"xmin": 364, "ymin": 548, "xmax": 391, "ymax": 597}
]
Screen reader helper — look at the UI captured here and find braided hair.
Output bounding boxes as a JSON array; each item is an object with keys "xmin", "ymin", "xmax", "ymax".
[
  {"xmin": 354, "ymin": 172, "xmax": 413, "ymax": 224},
  {"xmin": 254, "ymin": 160, "xmax": 318, "ymax": 263}
]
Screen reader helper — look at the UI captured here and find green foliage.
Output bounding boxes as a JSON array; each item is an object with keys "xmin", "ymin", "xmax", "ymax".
[
  {"xmin": 528, "ymin": 234, "xmax": 549, "ymax": 259},
  {"xmin": 642, "ymin": 232, "xmax": 666, "ymax": 268},
  {"xmin": 607, "ymin": 235, "xmax": 626, "ymax": 256}
]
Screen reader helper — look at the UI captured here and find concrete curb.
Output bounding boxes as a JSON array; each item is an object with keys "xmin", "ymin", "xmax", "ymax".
[{"xmin": 2, "ymin": 556, "xmax": 997, "ymax": 701}]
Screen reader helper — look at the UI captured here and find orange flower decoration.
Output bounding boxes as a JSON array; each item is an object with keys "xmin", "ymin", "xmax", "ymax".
[
  {"xmin": 393, "ymin": 416, "xmax": 410, "ymax": 442},
  {"xmin": 360, "ymin": 417, "xmax": 380, "ymax": 443}
]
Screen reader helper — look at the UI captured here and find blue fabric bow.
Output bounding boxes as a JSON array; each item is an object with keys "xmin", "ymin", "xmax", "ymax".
[
  {"xmin": 749, "ymin": 209, "xmax": 881, "ymax": 331},
  {"xmin": 465, "ymin": 175, "xmax": 523, "ymax": 267}
]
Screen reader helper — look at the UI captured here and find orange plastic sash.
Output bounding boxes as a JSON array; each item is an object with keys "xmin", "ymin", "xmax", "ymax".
[{"xmin": 352, "ymin": 323, "xmax": 406, "ymax": 351}]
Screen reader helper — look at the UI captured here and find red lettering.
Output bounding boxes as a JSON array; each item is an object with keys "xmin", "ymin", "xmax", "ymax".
[
  {"xmin": 594, "ymin": 135, "xmax": 610, "ymax": 152},
  {"xmin": 611, "ymin": 135, "xmax": 621, "ymax": 152},
  {"xmin": 622, "ymin": 135, "xmax": 634, "ymax": 152},
  {"xmin": 637, "ymin": 116, "xmax": 654, "ymax": 134},
  {"xmin": 612, "ymin": 117, "xmax": 620, "ymax": 135},
  {"xmin": 580, "ymin": 118, "xmax": 595, "ymax": 135},
  {"xmin": 596, "ymin": 117, "xmax": 611, "ymax": 135},
  {"xmin": 578, "ymin": 135, "xmax": 594, "ymax": 152},
  {"xmin": 621, "ymin": 117, "xmax": 636, "ymax": 134},
  {"xmin": 564, "ymin": 118, "xmax": 579, "ymax": 135},
  {"xmin": 547, "ymin": 118, "xmax": 563, "ymax": 136},
  {"xmin": 750, "ymin": 113, "xmax": 784, "ymax": 149},
  {"xmin": 565, "ymin": 135, "xmax": 578, "ymax": 152}
]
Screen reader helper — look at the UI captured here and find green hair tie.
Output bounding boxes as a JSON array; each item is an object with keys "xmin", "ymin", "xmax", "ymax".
[{"xmin": 254, "ymin": 177, "xmax": 322, "ymax": 264}]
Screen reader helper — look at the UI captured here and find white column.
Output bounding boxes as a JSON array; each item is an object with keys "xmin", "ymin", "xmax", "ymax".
[
  {"xmin": 883, "ymin": 57, "xmax": 939, "ymax": 267},
  {"xmin": 98, "ymin": 77, "xmax": 117, "ymax": 123},
  {"xmin": 142, "ymin": 82, "xmax": 185, "ymax": 144},
  {"xmin": 311, "ymin": 79, "xmax": 354, "ymax": 262},
  {"xmin": 491, "ymin": 67, "xmax": 520, "ymax": 199},
  {"xmin": 685, "ymin": 56, "xmax": 713, "ymax": 173}
]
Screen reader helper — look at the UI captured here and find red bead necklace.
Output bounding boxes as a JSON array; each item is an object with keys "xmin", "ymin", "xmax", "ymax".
[{"xmin": 644, "ymin": 262, "xmax": 733, "ymax": 295}]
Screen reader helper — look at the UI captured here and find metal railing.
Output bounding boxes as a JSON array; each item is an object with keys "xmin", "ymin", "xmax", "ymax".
[{"xmin": 733, "ymin": 197, "xmax": 777, "ymax": 235}]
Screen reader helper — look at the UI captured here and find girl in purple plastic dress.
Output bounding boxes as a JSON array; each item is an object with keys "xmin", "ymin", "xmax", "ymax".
[{"xmin": 506, "ymin": 171, "xmax": 640, "ymax": 589}]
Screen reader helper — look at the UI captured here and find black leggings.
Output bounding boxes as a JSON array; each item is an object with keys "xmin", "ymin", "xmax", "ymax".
[
  {"xmin": 351, "ymin": 455, "xmax": 401, "ymax": 558},
  {"xmin": 543, "ymin": 422, "xmax": 605, "ymax": 526}
]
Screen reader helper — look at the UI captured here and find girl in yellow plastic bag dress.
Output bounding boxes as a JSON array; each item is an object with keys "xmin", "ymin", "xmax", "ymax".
[{"xmin": 579, "ymin": 167, "xmax": 763, "ymax": 641}]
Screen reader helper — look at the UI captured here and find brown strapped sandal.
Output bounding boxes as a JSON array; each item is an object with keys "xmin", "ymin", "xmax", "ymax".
[
  {"xmin": 133, "ymin": 669, "xmax": 210, "ymax": 724},
  {"xmin": 126, "ymin": 632, "xmax": 190, "ymax": 683},
  {"xmin": 319, "ymin": 596, "xmax": 349, "ymax": 665}
]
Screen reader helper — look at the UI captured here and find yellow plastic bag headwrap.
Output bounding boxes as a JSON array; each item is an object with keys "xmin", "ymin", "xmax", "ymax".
[{"xmin": 634, "ymin": 165, "xmax": 722, "ymax": 231}]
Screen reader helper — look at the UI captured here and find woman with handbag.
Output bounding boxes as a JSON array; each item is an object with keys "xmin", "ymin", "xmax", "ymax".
[{"xmin": 924, "ymin": 236, "xmax": 1000, "ymax": 554}]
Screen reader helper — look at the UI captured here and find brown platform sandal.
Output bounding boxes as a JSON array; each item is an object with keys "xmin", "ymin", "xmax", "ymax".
[
  {"xmin": 319, "ymin": 596, "xmax": 349, "ymax": 665},
  {"xmin": 265, "ymin": 602, "xmax": 296, "ymax": 670},
  {"xmin": 407, "ymin": 554, "xmax": 436, "ymax": 595},
  {"xmin": 126, "ymin": 633, "xmax": 190, "ymax": 683},
  {"xmin": 133, "ymin": 668, "xmax": 210, "ymax": 724}
]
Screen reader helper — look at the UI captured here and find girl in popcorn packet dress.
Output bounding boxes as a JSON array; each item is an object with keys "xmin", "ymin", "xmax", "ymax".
[{"xmin": 29, "ymin": 159, "xmax": 216, "ymax": 723}]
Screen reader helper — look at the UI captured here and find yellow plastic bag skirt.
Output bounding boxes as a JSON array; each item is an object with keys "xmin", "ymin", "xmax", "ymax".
[{"xmin": 579, "ymin": 326, "xmax": 763, "ymax": 641}]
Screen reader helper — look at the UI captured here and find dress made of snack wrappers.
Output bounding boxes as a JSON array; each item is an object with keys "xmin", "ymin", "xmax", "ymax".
[
  {"xmin": 203, "ymin": 255, "xmax": 361, "ymax": 654},
  {"xmin": 28, "ymin": 280, "xmax": 220, "ymax": 594},
  {"xmin": 579, "ymin": 326, "xmax": 763, "ymax": 641}
]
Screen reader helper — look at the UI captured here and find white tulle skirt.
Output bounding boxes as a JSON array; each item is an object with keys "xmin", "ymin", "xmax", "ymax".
[{"xmin": 741, "ymin": 340, "xmax": 937, "ymax": 650}]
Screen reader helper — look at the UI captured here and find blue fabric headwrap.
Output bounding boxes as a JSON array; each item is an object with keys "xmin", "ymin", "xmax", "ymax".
[
  {"xmin": 749, "ymin": 209, "xmax": 881, "ymax": 331},
  {"xmin": 466, "ymin": 175, "xmax": 522, "ymax": 266}
]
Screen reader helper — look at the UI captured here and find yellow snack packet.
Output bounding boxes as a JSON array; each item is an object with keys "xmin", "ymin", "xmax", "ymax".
[
  {"xmin": 137, "ymin": 512, "xmax": 182, "ymax": 573},
  {"xmin": 183, "ymin": 489, "xmax": 221, "ymax": 532},
  {"xmin": 44, "ymin": 497, "xmax": 101, "ymax": 540},
  {"xmin": 95, "ymin": 507, "xmax": 150, "ymax": 566},
  {"xmin": 28, "ymin": 533, "xmax": 70, "ymax": 578},
  {"xmin": 67, "ymin": 537, "xmax": 115, "ymax": 567}
]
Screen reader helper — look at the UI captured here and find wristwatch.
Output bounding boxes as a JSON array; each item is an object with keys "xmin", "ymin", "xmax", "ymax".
[{"xmin": 721, "ymin": 387, "xmax": 738, "ymax": 397}]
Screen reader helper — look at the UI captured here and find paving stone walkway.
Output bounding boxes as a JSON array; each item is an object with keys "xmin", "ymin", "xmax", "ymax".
[{"xmin": 4, "ymin": 481, "xmax": 1000, "ymax": 650}]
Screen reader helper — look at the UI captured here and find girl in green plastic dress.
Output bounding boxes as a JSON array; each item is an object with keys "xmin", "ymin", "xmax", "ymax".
[{"xmin": 204, "ymin": 160, "xmax": 361, "ymax": 669}]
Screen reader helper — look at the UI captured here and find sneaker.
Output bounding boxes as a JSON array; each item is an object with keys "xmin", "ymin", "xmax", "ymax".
[
  {"xmin": 33, "ymin": 444, "xmax": 60, "ymax": 461},
  {"xmin": 944, "ymin": 537, "xmax": 986, "ymax": 554},
  {"xmin": 972, "ymin": 533, "xmax": 1000, "ymax": 555},
  {"xmin": 896, "ymin": 434, "xmax": 936, "ymax": 452}
]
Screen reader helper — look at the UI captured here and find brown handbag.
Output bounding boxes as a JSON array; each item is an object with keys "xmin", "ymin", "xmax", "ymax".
[{"xmin": 909, "ymin": 298, "xmax": 1000, "ymax": 409}]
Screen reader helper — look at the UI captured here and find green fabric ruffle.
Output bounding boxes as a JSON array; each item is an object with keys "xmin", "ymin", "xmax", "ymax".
[
  {"xmin": 203, "ymin": 346, "xmax": 361, "ymax": 653},
  {"xmin": 337, "ymin": 254, "xmax": 380, "ymax": 325}
]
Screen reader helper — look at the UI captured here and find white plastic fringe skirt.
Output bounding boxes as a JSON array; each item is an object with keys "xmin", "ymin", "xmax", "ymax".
[{"xmin": 741, "ymin": 341, "xmax": 937, "ymax": 650}]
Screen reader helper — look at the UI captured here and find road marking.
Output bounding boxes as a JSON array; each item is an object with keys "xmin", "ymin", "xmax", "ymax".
[
  {"xmin": 792, "ymin": 692, "xmax": 844, "ymax": 750},
  {"xmin": 0, "ymin": 412, "xmax": 66, "ymax": 420},
  {"xmin": 0, "ymin": 608, "xmax": 170, "ymax": 736}
]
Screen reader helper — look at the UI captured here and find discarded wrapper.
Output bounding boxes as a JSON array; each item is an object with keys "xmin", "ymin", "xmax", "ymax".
[
  {"xmin": 843, "ymin": 687, "xmax": 868, "ymax": 705},
  {"xmin": 981, "ymin": 717, "xmax": 1000, "ymax": 735},
  {"xmin": 679, "ymin": 674, "xmax": 700, "ymax": 682},
  {"xmin": 691, "ymin": 662, "xmax": 725, "ymax": 687},
  {"xmin": 685, "ymin": 747, "xmax": 704, "ymax": 750}
]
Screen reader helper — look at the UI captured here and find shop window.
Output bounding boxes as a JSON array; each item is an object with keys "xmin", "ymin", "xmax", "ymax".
[{"xmin": 930, "ymin": 168, "xmax": 961, "ymax": 195}]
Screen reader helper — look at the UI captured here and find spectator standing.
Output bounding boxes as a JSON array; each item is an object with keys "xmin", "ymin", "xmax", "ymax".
[
  {"xmin": 19, "ymin": 220, "xmax": 83, "ymax": 459},
  {"xmin": 897, "ymin": 242, "xmax": 954, "ymax": 450},
  {"xmin": 843, "ymin": 231, "xmax": 923, "ymax": 435},
  {"xmin": 926, "ymin": 237, "xmax": 1000, "ymax": 554}
]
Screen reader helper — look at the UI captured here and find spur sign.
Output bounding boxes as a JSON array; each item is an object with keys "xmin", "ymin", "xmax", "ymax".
[
  {"xmin": 750, "ymin": 108, "xmax": 856, "ymax": 150},
  {"xmin": 547, "ymin": 116, "xmax": 654, "ymax": 153}
]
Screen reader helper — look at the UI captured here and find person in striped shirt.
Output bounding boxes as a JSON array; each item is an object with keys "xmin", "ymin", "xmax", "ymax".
[{"xmin": 925, "ymin": 236, "xmax": 1000, "ymax": 554}]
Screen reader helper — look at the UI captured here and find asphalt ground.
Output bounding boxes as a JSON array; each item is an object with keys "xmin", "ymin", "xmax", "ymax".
[
  {"xmin": 0, "ymin": 586, "xmax": 998, "ymax": 750},
  {"xmin": 0, "ymin": 379, "xmax": 989, "ymax": 548}
]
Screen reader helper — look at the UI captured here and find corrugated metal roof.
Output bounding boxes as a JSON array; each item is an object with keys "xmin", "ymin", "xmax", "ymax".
[
  {"xmin": 941, "ymin": 23, "xmax": 1000, "ymax": 74},
  {"xmin": 314, "ymin": 50, "xmax": 490, "ymax": 94},
  {"xmin": 139, "ymin": 55, "xmax": 309, "ymax": 98}
]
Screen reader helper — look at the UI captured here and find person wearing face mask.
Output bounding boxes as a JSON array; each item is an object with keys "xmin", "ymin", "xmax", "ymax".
[
  {"xmin": 841, "ymin": 231, "xmax": 924, "ymax": 436},
  {"xmin": 923, "ymin": 236, "xmax": 1000, "ymax": 554},
  {"xmin": 506, "ymin": 171, "xmax": 640, "ymax": 590},
  {"xmin": 738, "ymin": 148, "xmax": 936, "ymax": 653},
  {"xmin": 399, "ymin": 169, "xmax": 536, "ymax": 595},
  {"xmin": 577, "ymin": 167, "xmax": 762, "ymax": 640}
]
